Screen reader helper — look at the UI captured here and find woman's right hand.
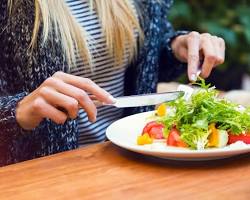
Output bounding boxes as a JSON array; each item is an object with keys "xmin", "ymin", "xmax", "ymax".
[{"xmin": 16, "ymin": 71, "xmax": 115, "ymax": 130}]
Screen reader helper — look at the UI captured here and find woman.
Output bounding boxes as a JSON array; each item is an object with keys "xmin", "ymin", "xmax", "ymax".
[{"xmin": 0, "ymin": 0, "xmax": 225, "ymax": 166}]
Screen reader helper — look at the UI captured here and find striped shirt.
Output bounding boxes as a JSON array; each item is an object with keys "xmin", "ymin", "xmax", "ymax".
[{"xmin": 65, "ymin": 0, "xmax": 136, "ymax": 146}]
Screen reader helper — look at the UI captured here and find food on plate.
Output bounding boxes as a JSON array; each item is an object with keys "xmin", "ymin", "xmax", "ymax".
[
  {"xmin": 137, "ymin": 78, "xmax": 250, "ymax": 150},
  {"xmin": 156, "ymin": 103, "xmax": 167, "ymax": 117},
  {"xmin": 228, "ymin": 133, "xmax": 250, "ymax": 144},
  {"xmin": 137, "ymin": 133, "xmax": 153, "ymax": 145}
]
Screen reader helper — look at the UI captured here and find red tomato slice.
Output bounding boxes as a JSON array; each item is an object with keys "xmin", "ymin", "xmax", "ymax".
[
  {"xmin": 149, "ymin": 126, "xmax": 164, "ymax": 139},
  {"xmin": 142, "ymin": 121, "xmax": 160, "ymax": 134},
  {"xmin": 167, "ymin": 128, "xmax": 187, "ymax": 147},
  {"xmin": 176, "ymin": 140, "xmax": 188, "ymax": 148},
  {"xmin": 167, "ymin": 128, "xmax": 179, "ymax": 146},
  {"xmin": 142, "ymin": 121, "xmax": 165, "ymax": 139},
  {"xmin": 228, "ymin": 133, "xmax": 250, "ymax": 144}
]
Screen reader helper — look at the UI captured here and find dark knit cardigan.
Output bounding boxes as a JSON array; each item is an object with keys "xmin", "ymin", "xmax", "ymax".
[{"xmin": 0, "ymin": 0, "xmax": 186, "ymax": 166}]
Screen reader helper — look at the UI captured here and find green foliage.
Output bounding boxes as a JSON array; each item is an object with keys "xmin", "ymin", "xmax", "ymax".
[{"xmin": 169, "ymin": 0, "xmax": 250, "ymax": 74}]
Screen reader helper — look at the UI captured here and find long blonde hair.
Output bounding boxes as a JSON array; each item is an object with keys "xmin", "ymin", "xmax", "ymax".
[{"xmin": 9, "ymin": 0, "xmax": 143, "ymax": 68}]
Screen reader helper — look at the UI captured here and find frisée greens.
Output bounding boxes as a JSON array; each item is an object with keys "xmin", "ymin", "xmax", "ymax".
[{"xmin": 156, "ymin": 78, "xmax": 250, "ymax": 150}]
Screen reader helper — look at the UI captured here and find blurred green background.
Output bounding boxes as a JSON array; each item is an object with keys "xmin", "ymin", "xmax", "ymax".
[{"xmin": 170, "ymin": 0, "xmax": 250, "ymax": 90}]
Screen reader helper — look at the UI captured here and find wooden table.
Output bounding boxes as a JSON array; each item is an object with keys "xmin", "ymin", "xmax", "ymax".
[{"xmin": 0, "ymin": 142, "xmax": 250, "ymax": 200}]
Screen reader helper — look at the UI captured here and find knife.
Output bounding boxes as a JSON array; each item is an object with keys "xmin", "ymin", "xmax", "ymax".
[{"xmin": 94, "ymin": 91, "xmax": 184, "ymax": 108}]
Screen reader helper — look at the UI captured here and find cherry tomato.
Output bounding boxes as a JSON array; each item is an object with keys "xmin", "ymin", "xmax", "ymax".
[
  {"xmin": 228, "ymin": 133, "xmax": 250, "ymax": 144},
  {"xmin": 167, "ymin": 128, "xmax": 179, "ymax": 146},
  {"xmin": 142, "ymin": 121, "xmax": 160, "ymax": 134},
  {"xmin": 142, "ymin": 121, "xmax": 165, "ymax": 139},
  {"xmin": 167, "ymin": 128, "xmax": 187, "ymax": 147},
  {"xmin": 176, "ymin": 140, "xmax": 188, "ymax": 148},
  {"xmin": 149, "ymin": 126, "xmax": 165, "ymax": 139}
]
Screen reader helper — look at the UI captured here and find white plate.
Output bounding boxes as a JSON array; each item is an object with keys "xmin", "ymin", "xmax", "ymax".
[{"xmin": 106, "ymin": 111, "xmax": 250, "ymax": 161}]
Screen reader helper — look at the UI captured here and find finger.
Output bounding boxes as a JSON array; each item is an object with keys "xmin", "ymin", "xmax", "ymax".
[
  {"xmin": 187, "ymin": 32, "xmax": 201, "ymax": 81},
  {"xmin": 32, "ymin": 97, "xmax": 68, "ymax": 125},
  {"xmin": 39, "ymin": 86, "xmax": 79, "ymax": 119},
  {"xmin": 89, "ymin": 95, "xmax": 105, "ymax": 107},
  {"xmin": 42, "ymin": 79, "xmax": 97, "ymax": 122},
  {"xmin": 171, "ymin": 35, "xmax": 188, "ymax": 62},
  {"xmin": 200, "ymin": 34, "xmax": 217, "ymax": 78},
  {"xmin": 53, "ymin": 72, "xmax": 115, "ymax": 104},
  {"xmin": 218, "ymin": 37, "xmax": 226, "ymax": 65},
  {"xmin": 210, "ymin": 36, "xmax": 220, "ymax": 67},
  {"xmin": 211, "ymin": 36, "xmax": 225, "ymax": 66},
  {"xmin": 54, "ymin": 80, "xmax": 97, "ymax": 122}
]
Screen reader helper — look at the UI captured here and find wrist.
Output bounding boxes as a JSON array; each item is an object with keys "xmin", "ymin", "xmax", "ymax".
[
  {"xmin": 16, "ymin": 99, "xmax": 38, "ymax": 130},
  {"xmin": 16, "ymin": 101, "xmax": 28, "ymax": 130}
]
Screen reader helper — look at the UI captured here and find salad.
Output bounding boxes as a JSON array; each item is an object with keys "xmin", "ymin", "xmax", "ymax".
[{"xmin": 137, "ymin": 78, "xmax": 250, "ymax": 150}]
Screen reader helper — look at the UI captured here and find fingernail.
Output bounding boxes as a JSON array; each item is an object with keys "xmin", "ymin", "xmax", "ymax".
[
  {"xmin": 190, "ymin": 74, "xmax": 197, "ymax": 82},
  {"xmin": 108, "ymin": 95, "xmax": 117, "ymax": 104},
  {"xmin": 196, "ymin": 69, "xmax": 202, "ymax": 77},
  {"xmin": 91, "ymin": 110, "xmax": 97, "ymax": 123},
  {"xmin": 90, "ymin": 116, "xmax": 96, "ymax": 123}
]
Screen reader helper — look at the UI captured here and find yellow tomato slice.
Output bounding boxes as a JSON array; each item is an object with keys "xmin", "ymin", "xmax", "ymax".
[
  {"xmin": 137, "ymin": 133, "xmax": 153, "ymax": 145},
  {"xmin": 208, "ymin": 123, "xmax": 219, "ymax": 147},
  {"xmin": 156, "ymin": 104, "xmax": 167, "ymax": 117}
]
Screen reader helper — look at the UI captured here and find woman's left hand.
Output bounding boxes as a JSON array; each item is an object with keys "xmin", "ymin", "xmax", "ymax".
[{"xmin": 171, "ymin": 31, "xmax": 225, "ymax": 81}]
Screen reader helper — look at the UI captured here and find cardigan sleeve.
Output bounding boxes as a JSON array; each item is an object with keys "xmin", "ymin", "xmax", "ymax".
[
  {"xmin": 0, "ymin": 1, "xmax": 32, "ymax": 144},
  {"xmin": 0, "ymin": 0, "xmax": 79, "ymax": 166},
  {"xmin": 0, "ymin": 93, "xmax": 34, "ymax": 144},
  {"xmin": 158, "ymin": 0, "xmax": 188, "ymax": 82}
]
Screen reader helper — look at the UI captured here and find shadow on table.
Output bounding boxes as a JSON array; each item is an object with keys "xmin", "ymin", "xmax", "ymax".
[{"xmin": 113, "ymin": 144, "xmax": 250, "ymax": 169}]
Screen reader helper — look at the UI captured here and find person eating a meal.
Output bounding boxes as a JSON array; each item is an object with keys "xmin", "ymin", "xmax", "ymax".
[{"xmin": 0, "ymin": 0, "xmax": 225, "ymax": 166}]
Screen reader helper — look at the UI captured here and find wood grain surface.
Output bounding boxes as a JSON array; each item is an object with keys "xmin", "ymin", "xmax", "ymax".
[{"xmin": 0, "ymin": 142, "xmax": 249, "ymax": 200}]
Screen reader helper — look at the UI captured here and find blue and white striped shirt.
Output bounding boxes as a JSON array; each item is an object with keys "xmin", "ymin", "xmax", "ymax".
[{"xmin": 65, "ymin": 0, "xmax": 135, "ymax": 146}]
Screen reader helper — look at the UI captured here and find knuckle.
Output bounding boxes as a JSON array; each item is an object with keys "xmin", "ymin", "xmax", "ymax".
[
  {"xmin": 188, "ymin": 54, "xmax": 199, "ymax": 61},
  {"xmin": 217, "ymin": 57, "xmax": 225, "ymax": 64},
  {"xmin": 82, "ymin": 100, "xmax": 96, "ymax": 112},
  {"xmin": 207, "ymin": 54, "xmax": 217, "ymax": 63},
  {"xmin": 201, "ymin": 33, "xmax": 212, "ymax": 38},
  {"xmin": 214, "ymin": 36, "xmax": 225, "ymax": 46},
  {"xmin": 218, "ymin": 37, "xmax": 224, "ymax": 42},
  {"xmin": 219, "ymin": 38, "xmax": 226, "ymax": 47},
  {"xmin": 38, "ymin": 86, "xmax": 50, "ymax": 97},
  {"xmin": 187, "ymin": 32, "xmax": 200, "ymax": 42},
  {"xmin": 32, "ymin": 98, "xmax": 44, "ymax": 111},
  {"xmin": 76, "ymin": 92, "xmax": 87, "ymax": 103},
  {"xmin": 83, "ymin": 78, "xmax": 94, "ymax": 86},
  {"xmin": 44, "ymin": 77, "xmax": 57, "ymax": 86},
  {"xmin": 189, "ymin": 31, "xmax": 200, "ymax": 38},
  {"xmin": 187, "ymin": 36, "xmax": 193, "ymax": 43},
  {"xmin": 66, "ymin": 99, "xmax": 79, "ymax": 111},
  {"xmin": 212, "ymin": 36, "xmax": 218, "ymax": 40},
  {"xmin": 53, "ymin": 71, "xmax": 64, "ymax": 78}
]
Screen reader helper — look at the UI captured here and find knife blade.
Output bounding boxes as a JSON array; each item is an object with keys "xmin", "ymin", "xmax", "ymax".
[{"xmin": 101, "ymin": 91, "xmax": 184, "ymax": 108}]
